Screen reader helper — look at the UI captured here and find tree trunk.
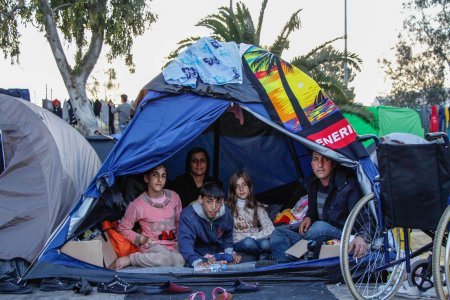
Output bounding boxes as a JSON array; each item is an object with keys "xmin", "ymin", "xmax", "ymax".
[
  {"xmin": 38, "ymin": 0, "xmax": 103, "ymax": 136},
  {"xmin": 67, "ymin": 80, "xmax": 98, "ymax": 136}
]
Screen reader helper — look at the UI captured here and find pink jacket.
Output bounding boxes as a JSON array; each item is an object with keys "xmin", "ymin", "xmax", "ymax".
[{"xmin": 118, "ymin": 189, "xmax": 182, "ymax": 251}]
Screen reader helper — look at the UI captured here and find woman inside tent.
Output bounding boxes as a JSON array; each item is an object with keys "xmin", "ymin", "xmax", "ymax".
[{"xmin": 171, "ymin": 148, "xmax": 214, "ymax": 207}]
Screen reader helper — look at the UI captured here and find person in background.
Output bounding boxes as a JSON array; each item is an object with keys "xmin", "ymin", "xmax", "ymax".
[
  {"xmin": 178, "ymin": 182, "xmax": 241, "ymax": 268},
  {"xmin": 172, "ymin": 148, "xmax": 213, "ymax": 207},
  {"xmin": 270, "ymin": 151, "xmax": 368, "ymax": 263},
  {"xmin": 116, "ymin": 164, "xmax": 184, "ymax": 269},
  {"xmin": 227, "ymin": 170, "xmax": 274, "ymax": 261},
  {"xmin": 109, "ymin": 94, "xmax": 131, "ymax": 133},
  {"xmin": 106, "ymin": 99, "xmax": 115, "ymax": 134}
]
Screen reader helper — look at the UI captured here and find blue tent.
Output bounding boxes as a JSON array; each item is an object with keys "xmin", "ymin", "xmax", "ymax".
[{"xmin": 24, "ymin": 39, "xmax": 375, "ymax": 283}]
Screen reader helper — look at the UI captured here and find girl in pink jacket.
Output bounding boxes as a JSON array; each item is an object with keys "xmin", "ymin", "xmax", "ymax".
[{"xmin": 116, "ymin": 164, "xmax": 185, "ymax": 269}]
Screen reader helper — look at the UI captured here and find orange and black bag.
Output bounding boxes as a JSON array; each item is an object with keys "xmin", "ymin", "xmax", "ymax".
[{"xmin": 102, "ymin": 220, "xmax": 139, "ymax": 257}]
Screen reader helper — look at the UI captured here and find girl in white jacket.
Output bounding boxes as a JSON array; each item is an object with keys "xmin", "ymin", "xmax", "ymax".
[{"xmin": 227, "ymin": 170, "xmax": 274, "ymax": 260}]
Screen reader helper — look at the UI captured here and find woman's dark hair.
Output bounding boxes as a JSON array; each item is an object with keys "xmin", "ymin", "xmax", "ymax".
[
  {"xmin": 227, "ymin": 170, "xmax": 260, "ymax": 228},
  {"xmin": 185, "ymin": 147, "xmax": 210, "ymax": 175},
  {"xmin": 200, "ymin": 181, "xmax": 224, "ymax": 199}
]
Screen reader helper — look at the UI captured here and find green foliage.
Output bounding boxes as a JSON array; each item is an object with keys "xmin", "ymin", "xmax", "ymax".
[
  {"xmin": 167, "ymin": 0, "xmax": 301, "ymax": 60},
  {"xmin": 1, "ymin": 0, "xmax": 157, "ymax": 73},
  {"xmin": 403, "ymin": 0, "xmax": 449, "ymax": 67},
  {"xmin": 340, "ymin": 103, "xmax": 374, "ymax": 124},
  {"xmin": 168, "ymin": 0, "xmax": 362, "ymax": 107},
  {"xmin": 290, "ymin": 37, "xmax": 362, "ymax": 105},
  {"xmin": 380, "ymin": 0, "xmax": 449, "ymax": 106},
  {"xmin": 0, "ymin": 0, "xmax": 33, "ymax": 63}
]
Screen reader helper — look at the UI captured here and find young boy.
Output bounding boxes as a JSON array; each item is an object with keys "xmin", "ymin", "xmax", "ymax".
[{"xmin": 178, "ymin": 182, "xmax": 240, "ymax": 268}]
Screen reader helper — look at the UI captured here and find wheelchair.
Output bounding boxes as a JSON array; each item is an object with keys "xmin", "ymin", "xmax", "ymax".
[{"xmin": 340, "ymin": 132, "xmax": 450, "ymax": 299}]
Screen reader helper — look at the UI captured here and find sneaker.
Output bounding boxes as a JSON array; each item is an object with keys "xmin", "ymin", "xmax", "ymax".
[
  {"xmin": 0, "ymin": 279, "xmax": 33, "ymax": 294},
  {"xmin": 40, "ymin": 277, "xmax": 76, "ymax": 291},
  {"xmin": 97, "ymin": 275, "xmax": 138, "ymax": 294},
  {"xmin": 396, "ymin": 281, "xmax": 421, "ymax": 299},
  {"xmin": 421, "ymin": 288, "xmax": 437, "ymax": 298},
  {"xmin": 421, "ymin": 287, "xmax": 449, "ymax": 298}
]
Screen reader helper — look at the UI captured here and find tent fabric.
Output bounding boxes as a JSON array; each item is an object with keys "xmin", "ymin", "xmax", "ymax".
[
  {"xmin": 0, "ymin": 95, "xmax": 101, "ymax": 262},
  {"xmin": 24, "ymin": 39, "xmax": 376, "ymax": 282},
  {"xmin": 85, "ymin": 135, "xmax": 117, "ymax": 162},
  {"xmin": 343, "ymin": 113, "xmax": 377, "ymax": 137},
  {"xmin": 25, "ymin": 90, "xmax": 370, "ymax": 281},
  {"xmin": 367, "ymin": 106, "xmax": 424, "ymax": 137},
  {"xmin": 242, "ymin": 46, "xmax": 367, "ymax": 160}
]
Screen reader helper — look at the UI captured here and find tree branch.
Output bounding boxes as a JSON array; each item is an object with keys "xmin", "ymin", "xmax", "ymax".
[
  {"xmin": 77, "ymin": 0, "xmax": 106, "ymax": 84},
  {"xmin": 36, "ymin": 0, "xmax": 73, "ymax": 86},
  {"xmin": 52, "ymin": 3, "xmax": 73, "ymax": 14},
  {"xmin": 0, "ymin": 4, "xmax": 27, "ymax": 19}
]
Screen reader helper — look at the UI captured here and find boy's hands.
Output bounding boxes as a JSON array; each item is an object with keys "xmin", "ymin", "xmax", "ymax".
[
  {"xmin": 139, "ymin": 235, "xmax": 148, "ymax": 245},
  {"xmin": 232, "ymin": 253, "xmax": 242, "ymax": 264},
  {"xmin": 299, "ymin": 217, "xmax": 311, "ymax": 234}
]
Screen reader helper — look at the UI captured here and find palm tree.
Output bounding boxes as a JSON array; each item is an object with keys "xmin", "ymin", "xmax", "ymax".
[
  {"xmin": 169, "ymin": 0, "xmax": 366, "ymax": 108},
  {"xmin": 167, "ymin": 0, "xmax": 301, "ymax": 60},
  {"xmin": 290, "ymin": 37, "xmax": 362, "ymax": 106}
]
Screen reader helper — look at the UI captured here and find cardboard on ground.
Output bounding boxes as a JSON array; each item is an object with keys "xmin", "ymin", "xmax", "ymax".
[
  {"xmin": 285, "ymin": 239, "xmax": 340, "ymax": 259},
  {"xmin": 61, "ymin": 232, "xmax": 117, "ymax": 269},
  {"xmin": 285, "ymin": 239, "xmax": 309, "ymax": 258}
]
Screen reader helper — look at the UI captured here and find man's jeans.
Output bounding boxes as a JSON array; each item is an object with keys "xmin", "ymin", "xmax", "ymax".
[
  {"xmin": 234, "ymin": 237, "xmax": 271, "ymax": 255},
  {"xmin": 119, "ymin": 122, "xmax": 129, "ymax": 133},
  {"xmin": 270, "ymin": 221, "xmax": 342, "ymax": 261}
]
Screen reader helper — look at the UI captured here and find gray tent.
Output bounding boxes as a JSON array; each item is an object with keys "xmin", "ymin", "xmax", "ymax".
[{"xmin": 0, "ymin": 95, "xmax": 101, "ymax": 265}]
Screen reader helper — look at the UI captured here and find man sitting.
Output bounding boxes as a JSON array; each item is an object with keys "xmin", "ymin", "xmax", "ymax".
[
  {"xmin": 270, "ymin": 151, "xmax": 368, "ymax": 262},
  {"xmin": 178, "ymin": 182, "xmax": 241, "ymax": 268}
]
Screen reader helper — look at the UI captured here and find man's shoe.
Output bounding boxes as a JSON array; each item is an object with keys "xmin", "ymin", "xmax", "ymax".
[
  {"xmin": 97, "ymin": 275, "xmax": 138, "ymax": 294},
  {"xmin": 40, "ymin": 277, "xmax": 76, "ymax": 291},
  {"xmin": 396, "ymin": 282, "xmax": 421, "ymax": 299},
  {"xmin": 0, "ymin": 279, "xmax": 33, "ymax": 294},
  {"xmin": 421, "ymin": 287, "xmax": 449, "ymax": 298}
]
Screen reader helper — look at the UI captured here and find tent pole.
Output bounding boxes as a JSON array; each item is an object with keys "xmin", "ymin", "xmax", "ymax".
[{"xmin": 213, "ymin": 118, "xmax": 220, "ymax": 181}]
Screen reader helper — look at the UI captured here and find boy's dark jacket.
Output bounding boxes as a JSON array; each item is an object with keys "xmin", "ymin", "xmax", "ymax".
[
  {"xmin": 306, "ymin": 166, "xmax": 362, "ymax": 230},
  {"xmin": 178, "ymin": 201, "xmax": 234, "ymax": 266}
]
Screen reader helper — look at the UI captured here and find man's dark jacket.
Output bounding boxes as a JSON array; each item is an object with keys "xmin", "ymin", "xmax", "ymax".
[{"xmin": 305, "ymin": 166, "xmax": 362, "ymax": 230}]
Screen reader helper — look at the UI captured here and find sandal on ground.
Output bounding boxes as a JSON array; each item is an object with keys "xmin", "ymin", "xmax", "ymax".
[
  {"xmin": 144, "ymin": 281, "xmax": 191, "ymax": 295},
  {"xmin": 185, "ymin": 291, "xmax": 205, "ymax": 300},
  {"xmin": 227, "ymin": 279, "xmax": 259, "ymax": 293},
  {"xmin": 212, "ymin": 287, "xmax": 233, "ymax": 300}
]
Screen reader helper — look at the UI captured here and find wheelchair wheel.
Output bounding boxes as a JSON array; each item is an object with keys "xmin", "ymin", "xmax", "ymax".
[
  {"xmin": 408, "ymin": 258, "xmax": 433, "ymax": 292},
  {"xmin": 340, "ymin": 193, "xmax": 406, "ymax": 300},
  {"xmin": 432, "ymin": 205, "xmax": 450, "ymax": 300}
]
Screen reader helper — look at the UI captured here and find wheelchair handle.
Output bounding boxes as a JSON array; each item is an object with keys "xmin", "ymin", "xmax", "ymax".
[
  {"xmin": 356, "ymin": 134, "xmax": 380, "ymax": 146},
  {"xmin": 425, "ymin": 132, "xmax": 449, "ymax": 144}
]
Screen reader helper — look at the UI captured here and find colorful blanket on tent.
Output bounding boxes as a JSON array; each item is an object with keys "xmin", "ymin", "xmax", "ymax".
[{"xmin": 243, "ymin": 46, "xmax": 367, "ymax": 160}]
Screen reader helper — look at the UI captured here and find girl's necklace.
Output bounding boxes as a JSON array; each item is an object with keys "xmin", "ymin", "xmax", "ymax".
[{"xmin": 143, "ymin": 190, "xmax": 170, "ymax": 208}]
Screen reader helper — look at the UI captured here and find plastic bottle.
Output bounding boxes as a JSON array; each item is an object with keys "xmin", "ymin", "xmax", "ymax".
[
  {"xmin": 210, "ymin": 263, "xmax": 227, "ymax": 273},
  {"xmin": 193, "ymin": 263, "xmax": 227, "ymax": 273}
]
